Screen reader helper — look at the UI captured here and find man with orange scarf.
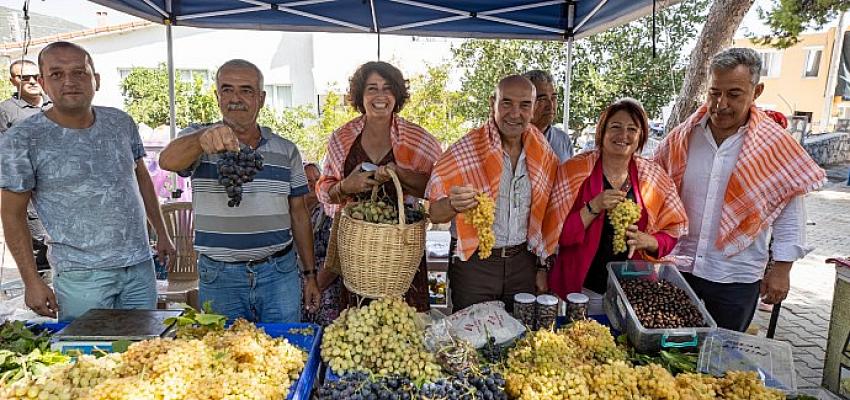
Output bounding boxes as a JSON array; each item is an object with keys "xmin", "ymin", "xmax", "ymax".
[
  {"xmin": 654, "ymin": 48, "xmax": 826, "ymax": 332},
  {"xmin": 427, "ymin": 75, "xmax": 559, "ymax": 312}
]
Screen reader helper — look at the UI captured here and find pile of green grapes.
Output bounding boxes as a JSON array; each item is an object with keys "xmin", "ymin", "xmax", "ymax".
[
  {"xmin": 347, "ymin": 200, "xmax": 425, "ymax": 225},
  {"xmin": 504, "ymin": 320, "xmax": 784, "ymax": 400},
  {"xmin": 608, "ymin": 198, "xmax": 641, "ymax": 254},
  {"xmin": 321, "ymin": 298, "xmax": 442, "ymax": 382},
  {"xmin": 0, "ymin": 320, "xmax": 306, "ymax": 400}
]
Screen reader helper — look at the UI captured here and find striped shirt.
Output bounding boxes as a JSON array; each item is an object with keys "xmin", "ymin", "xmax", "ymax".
[{"xmin": 178, "ymin": 124, "xmax": 308, "ymax": 262}]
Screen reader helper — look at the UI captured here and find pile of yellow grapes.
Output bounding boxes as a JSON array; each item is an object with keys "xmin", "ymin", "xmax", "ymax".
[
  {"xmin": 0, "ymin": 320, "xmax": 306, "ymax": 400},
  {"xmin": 505, "ymin": 320, "xmax": 784, "ymax": 400},
  {"xmin": 608, "ymin": 198, "xmax": 642, "ymax": 254},
  {"xmin": 321, "ymin": 298, "xmax": 442, "ymax": 381},
  {"xmin": 464, "ymin": 193, "xmax": 496, "ymax": 258}
]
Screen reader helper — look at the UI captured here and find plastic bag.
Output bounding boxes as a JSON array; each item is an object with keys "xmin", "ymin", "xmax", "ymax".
[{"xmin": 438, "ymin": 301, "xmax": 526, "ymax": 348}]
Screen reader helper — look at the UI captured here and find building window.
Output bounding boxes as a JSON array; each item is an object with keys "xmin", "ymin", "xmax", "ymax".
[
  {"xmin": 177, "ymin": 69, "xmax": 211, "ymax": 85},
  {"xmin": 758, "ymin": 51, "xmax": 782, "ymax": 78},
  {"xmin": 264, "ymin": 84, "xmax": 293, "ymax": 110},
  {"xmin": 803, "ymin": 48, "xmax": 822, "ymax": 78}
]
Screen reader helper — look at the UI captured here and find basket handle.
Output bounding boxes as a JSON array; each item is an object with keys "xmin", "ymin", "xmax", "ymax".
[{"xmin": 368, "ymin": 168, "xmax": 407, "ymax": 228}]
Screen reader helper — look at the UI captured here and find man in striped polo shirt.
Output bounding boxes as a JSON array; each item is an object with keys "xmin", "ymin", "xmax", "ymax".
[{"xmin": 159, "ymin": 59, "xmax": 320, "ymax": 323}]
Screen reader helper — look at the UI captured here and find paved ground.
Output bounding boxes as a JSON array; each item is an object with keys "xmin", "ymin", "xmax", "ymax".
[{"xmin": 752, "ymin": 162, "xmax": 850, "ymax": 390}]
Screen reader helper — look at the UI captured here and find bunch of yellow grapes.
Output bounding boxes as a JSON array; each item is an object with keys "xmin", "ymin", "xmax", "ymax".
[
  {"xmin": 505, "ymin": 320, "xmax": 784, "ymax": 400},
  {"xmin": 321, "ymin": 298, "xmax": 442, "ymax": 381},
  {"xmin": 608, "ymin": 198, "xmax": 641, "ymax": 254},
  {"xmin": 0, "ymin": 320, "xmax": 307, "ymax": 400},
  {"xmin": 464, "ymin": 193, "xmax": 496, "ymax": 258}
]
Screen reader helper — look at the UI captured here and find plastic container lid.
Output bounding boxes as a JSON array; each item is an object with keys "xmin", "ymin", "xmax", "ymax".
[
  {"xmin": 514, "ymin": 293, "xmax": 536, "ymax": 304},
  {"xmin": 566, "ymin": 293, "xmax": 590, "ymax": 304},
  {"xmin": 536, "ymin": 294, "xmax": 559, "ymax": 306},
  {"xmin": 698, "ymin": 328, "xmax": 796, "ymax": 394}
]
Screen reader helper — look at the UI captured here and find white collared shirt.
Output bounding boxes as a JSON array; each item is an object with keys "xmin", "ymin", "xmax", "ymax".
[
  {"xmin": 672, "ymin": 115, "xmax": 810, "ymax": 283},
  {"xmin": 493, "ymin": 150, "xmax": 531, "ymax": 247}
]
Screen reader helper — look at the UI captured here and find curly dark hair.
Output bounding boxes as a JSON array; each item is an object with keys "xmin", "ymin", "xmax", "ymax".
[
  {"xmin": 348, "ymin": 61, "xmax": 409, "ymax": 114},
  {"xmin": 594, "ymin": 97, "xmax": 649, "ymax": 154}
]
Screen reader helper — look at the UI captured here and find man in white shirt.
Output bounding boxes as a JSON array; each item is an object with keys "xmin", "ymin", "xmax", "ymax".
[
  {"xmin": 522, "ymin": 70, "xmax": 573, "ymax": 162},
  {"xmin": 653, "ymin": 48, "xmax": 825, "ymax": 332}
]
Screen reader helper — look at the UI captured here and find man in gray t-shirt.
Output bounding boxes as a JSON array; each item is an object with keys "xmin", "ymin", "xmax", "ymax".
[
  {"xmin": 523, "ymin": 70, "xmax": 574, "ymax": 162},
  {"xmin": 0, "ymin": 42, "xmax": 175, "ymax": 320}
]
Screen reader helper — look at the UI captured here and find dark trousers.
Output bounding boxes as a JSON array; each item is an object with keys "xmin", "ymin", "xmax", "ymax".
[
  {"xmin": 448, "ymin": 239, "xmax": 537, "ymax": 313},
  {"xmin": 683, "ymin": 272, "xmax": 761, "ymax": 332}
]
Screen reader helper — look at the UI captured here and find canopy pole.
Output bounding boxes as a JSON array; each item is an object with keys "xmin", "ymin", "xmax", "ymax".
[
  {"xmin": 166, "ymin": 22, "xmax": 176, "ymax": 140},
  {"xmin": 562, "ymin": 36, "xmax": 574, "ymax": 136}
]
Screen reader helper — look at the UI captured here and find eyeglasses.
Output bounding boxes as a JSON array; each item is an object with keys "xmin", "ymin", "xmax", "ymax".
[{"xmin": 13, "ymin": 74, "xmax": 39, "ymax": 82}]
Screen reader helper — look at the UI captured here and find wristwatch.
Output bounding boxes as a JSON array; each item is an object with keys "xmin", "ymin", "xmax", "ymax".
[{"xmin": 585, "ymin": 202, "xmax": 600, "ymax": 215}]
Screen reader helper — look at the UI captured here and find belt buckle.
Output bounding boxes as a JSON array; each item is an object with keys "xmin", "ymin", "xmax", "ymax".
[{"xmin": 500, "ymin": 246, "xmax": 508, "ymax": 258}]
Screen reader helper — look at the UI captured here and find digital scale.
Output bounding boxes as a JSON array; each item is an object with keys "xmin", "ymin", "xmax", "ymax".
[{"xmin": 49, "ymin": 309, "xmax": 184, "ymax": 354}]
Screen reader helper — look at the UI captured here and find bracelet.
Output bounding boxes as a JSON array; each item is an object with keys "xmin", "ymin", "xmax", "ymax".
[
  {"xmin": 585, "ymin": 202, "xmax": 600, "ymax": 215},
  {"xmin": 302, "ymin": 269, "xmax": 316, "ymax": 277}
]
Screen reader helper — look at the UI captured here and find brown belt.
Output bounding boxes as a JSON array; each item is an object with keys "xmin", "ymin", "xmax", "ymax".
[{"xmin": 482, "ymin": 243, "xmax": 527, "ymax": 259}]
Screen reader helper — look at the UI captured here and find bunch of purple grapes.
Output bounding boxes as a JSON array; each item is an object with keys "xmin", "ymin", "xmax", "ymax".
[{"xmin": 216, "ymin": 145, "xmax": 264, "ymax": 207}]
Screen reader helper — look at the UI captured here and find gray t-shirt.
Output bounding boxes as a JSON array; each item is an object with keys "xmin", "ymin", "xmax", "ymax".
[
  {"xmin": 544, "ymin": 125, "xmax": 574, "ymax": 163},
  {"xmin": 0, "ymin": 106, "xmax": 152, "ymax": 271}
]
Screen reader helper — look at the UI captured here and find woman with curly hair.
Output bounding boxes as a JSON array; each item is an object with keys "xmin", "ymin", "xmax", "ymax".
[{"xmin": 316, "ymin": 61, "xmax": 442, "ymax": 311}]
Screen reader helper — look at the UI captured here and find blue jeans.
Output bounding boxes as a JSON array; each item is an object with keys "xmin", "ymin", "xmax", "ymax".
[
  {"xmin": 198, "ymin": 250, "xmax": 301, "ymax": 323},
  {"xmin": 54, "ymin": 258, "xmax": 157, "ymax": 322}
]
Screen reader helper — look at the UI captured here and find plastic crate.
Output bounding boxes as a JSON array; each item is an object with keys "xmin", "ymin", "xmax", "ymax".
[
  {"xmin": 604, "ymin": 261, "xmax": 717, "ymax": 353},
  {"xmin": 698, "ymin": 328, "xmax": 797, "ymax": 395},
  {"xmin": 33, "ymin": 321, "xmax": 322, "ymax": 400}
]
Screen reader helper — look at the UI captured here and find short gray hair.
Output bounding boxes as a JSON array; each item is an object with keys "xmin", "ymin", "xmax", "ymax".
[
  {"xmin": 9, "ymin": 59, "xmax": 36, "ymax": 75},
  {"xmin": 522, "ymin": 69, "xmax": 554, "ymax": 86},
  {"xmin": 710, "ymin": 48, "xmax": 762, "ymax": 85},
  {"xmin": 216, "ymin": 59, "xmax": 264, "ymax": 89}
]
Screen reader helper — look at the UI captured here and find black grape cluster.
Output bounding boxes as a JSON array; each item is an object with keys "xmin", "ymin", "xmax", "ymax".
[
  {"xmin": 317, "ymin": 369, "xmax": 507, "ymax": 400},
  {"xmin": 420, "ymin": 368, "xmax": 507, "ymax": 400},
  {"xmin": 216, "ymin": 146, "xmax": 264, "ymax": 207},
  {"xmin": 479, "ymin": 337, "xmax": 504, "ymax": 364}
]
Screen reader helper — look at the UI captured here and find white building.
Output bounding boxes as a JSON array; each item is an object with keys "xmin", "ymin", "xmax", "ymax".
[{"xmin": 1, "ymin": 22, "xmax": 317, "ymax": 113}]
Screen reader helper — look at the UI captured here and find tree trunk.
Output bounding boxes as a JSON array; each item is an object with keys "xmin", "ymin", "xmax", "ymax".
[{"xmin": 666, "ymin": 0, "xmax": 755, "ymax": 133}]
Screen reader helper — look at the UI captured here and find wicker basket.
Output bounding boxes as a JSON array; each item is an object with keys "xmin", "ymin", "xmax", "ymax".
[{"xmin": 337, "ymin": 169, "xmax": 426, "ymax": 298}]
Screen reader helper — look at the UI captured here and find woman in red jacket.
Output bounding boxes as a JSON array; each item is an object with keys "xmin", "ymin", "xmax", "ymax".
[{"xmin": 547, "ymin": 98, "xmax": 689, "ymax": 297}]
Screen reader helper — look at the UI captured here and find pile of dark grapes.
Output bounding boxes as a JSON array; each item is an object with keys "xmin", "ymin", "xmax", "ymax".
[
  {"xmin": 216, "ymin": 145, "xmax": 264, "ymax": 207},
  {"xmin": 318, "ymin": 369, "xmax": 507, "ymax": 400},
  {"xmin": 479, "ymin": 337, "xmax": 504, "ymax": 363}
]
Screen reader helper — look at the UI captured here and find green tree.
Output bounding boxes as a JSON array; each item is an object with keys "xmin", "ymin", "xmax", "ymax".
[
  {"xmin": 121, "ymin": 64, "xmax": 218, "ymax": 128},
  {"xmin": 0, "ymin": 66, "xmax": 13, "ymax": 101},
  {"xmin": 753, "ymin": 0, "xmax": 850, "ymax": 49},
  {"xmin": 453, "ymin": 0, "xmax": 711, "ymax": 133},
  {"xmin": 401, "ymin": 64, "xmax": 467, "ymax": 144}
]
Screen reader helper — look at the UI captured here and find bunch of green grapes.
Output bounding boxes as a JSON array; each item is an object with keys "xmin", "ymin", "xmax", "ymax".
[
  {"xmin": 321, "ymin": 298, "xmax": 442, "ymax": 381},
  {"xmin": 560, "ymin": 319, "xmax": 626, "ymax": 364},
  {"xmin": 676, "ymin": 373, "xmax": 719, "ymax": 399},
  {"xmin": 464, "ymin": 193, "xmax": 495, "ymax": 258},
  {"xmin": 1, "ymin": 320, "xmax": 306, "ymax": 400},
  {"xmin": 715, "ymin": 371, "xmax": 784, "ymax": 400},
  {"xmin": 608, "ymin": 198, "xmax": 641, "ymax": 254}
]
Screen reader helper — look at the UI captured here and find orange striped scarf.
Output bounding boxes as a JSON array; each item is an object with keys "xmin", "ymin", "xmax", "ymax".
[
  {"xmin": 426, "ymin": 120, "xmax": 558, "ymax": 261},
  {"xmin": 653, "ymin": 104, "xmax": 826, "ymax": 255},
  {"xmin": 317, "ymin": 115, "xmax": 442, "ymax": 215},
  {"xmin": 546, "ymin": 150, "xmax": 689, "ymax": 244}
]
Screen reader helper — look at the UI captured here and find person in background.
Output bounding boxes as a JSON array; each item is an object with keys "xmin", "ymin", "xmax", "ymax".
[
  {"xmin": 522, "ymin": 70, "xmax": 573, "ymax": 162},
  {"xmin": 159, "ymin": 59, "xmax": 319, "ymax": 323},
  {"xmin": 0, "ymin": 42, "xmax": 175, "ymax": 320},
  {"xmin": 546, "ymin": 98, "xmax": 688, "ymax": 298},
  {"xmin": 0, "ymin": 59, "xmax": 53, "ymax": 275},
  {"xmin": 427, "ymin": 75, "xmax": 559, "ymax": 312},
  {"xmin": 653, "ymin": 48, "xmax": 825, "ymax": 331},
  {"xmin": 316, "ymin": 61, "xmax": 442, "ymax": 312},
  {"xmin": 301, "ymin": 162, "xmax": 342, "ymax": 325}
]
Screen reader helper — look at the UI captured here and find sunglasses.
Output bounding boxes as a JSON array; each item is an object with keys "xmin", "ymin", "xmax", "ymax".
[{"xmin": 13, "ymin": 74, "xmax": 39, "ymax": 81}]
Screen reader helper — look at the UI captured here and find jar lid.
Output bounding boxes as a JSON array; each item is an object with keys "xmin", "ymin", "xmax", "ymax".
[
  {"xmin": 566, "ymin": 293, "xmax": 590, "ymax": 304},
  {"xmin": 514, "ymin": 293, "xmax": 536, "ymax": 304},
  {"xmin": 536, "ymin": 294, "xmax": 559, "ymax": 306}
]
